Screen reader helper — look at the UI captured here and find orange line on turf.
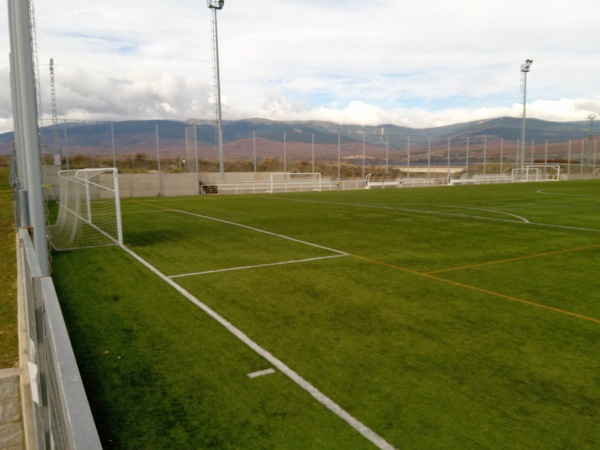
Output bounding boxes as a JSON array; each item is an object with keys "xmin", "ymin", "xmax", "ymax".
[
  {"xmin": 426, "ymin": 243, "xmax": 600, "ymax": 275},
  {"xmin": 351, "ymin": 254, "xmax": 600, "ymax": 325}
]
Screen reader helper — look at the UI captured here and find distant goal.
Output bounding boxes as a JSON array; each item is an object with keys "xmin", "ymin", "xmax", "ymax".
[
  {"xmin": 512, "ymin": 164, "xmax": 561, "ymax": 182},
  {"xmin": 267, "ymin": 172, "xmax": 322, "ymax": 193},
  {"xmin": 48, "ymin": 168, "xmax": 123, "ymax": 250}
]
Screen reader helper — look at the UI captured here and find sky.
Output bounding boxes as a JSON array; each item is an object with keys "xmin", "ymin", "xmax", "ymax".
[{"xmin": 2, "ymin": 0, "xmax": 600, "ymax": 134}]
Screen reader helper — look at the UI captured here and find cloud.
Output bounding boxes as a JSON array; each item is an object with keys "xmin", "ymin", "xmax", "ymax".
[{"xmin": 2, "ymin": 0, "xmax": 599, "ymax": 133}]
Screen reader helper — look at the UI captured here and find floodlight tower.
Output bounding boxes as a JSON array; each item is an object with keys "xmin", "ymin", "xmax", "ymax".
[
  {"xmin": 208, "ymin": 0, "xmax": 225, "ymax": 175},
  {"xmin": 588, "ymin": 113, "xmax": 596, "ymax": 139},
  {"xmin": 520, "ymin": 59, "xmax": 533, "ymax": 169}
]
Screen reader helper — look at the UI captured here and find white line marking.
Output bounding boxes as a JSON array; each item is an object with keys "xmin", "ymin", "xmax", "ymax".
[
  {"xmin": 525, "ymin": 221, "xmax": 600, "ymax": 233},
  {"xmin": 537, "ymin": 188, "xmax": 599, "ymax": 198},
  {"xmin": 171, "ymin": 209, "xmax": 349, "ymax": 256},
  {"xmin": 263, "ymin": 196, "xmax": 600, "ymax": 232},
  {"xmin": 169, "ymin": 254, "xmax": 348, "ymax": 279},
  {"xmin": 423, "ymin": 204, "xmax": 530, "ymax": 223},
  {"xmin": 248, "ymin": 368, "xmax": 276, "ymax": 379},
  {"xmin": 120, "ymin": 245, "xmax": 395, "ymax": 450},
  {"xmin": 262, "ymin": 196, "xmax": 533, "ymax": 225},
  {"xmin": 122, "ymin": 209, "xmax": 174, "ymax": 215}
]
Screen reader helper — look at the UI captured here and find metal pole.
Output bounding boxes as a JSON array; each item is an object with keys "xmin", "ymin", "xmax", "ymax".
[
  {"xmin": 337, "ymin": 134, "xmax": 341, "ymax": 179},
  {"xmin": 520, "ymin": 59, "xmax": 533, "ymax": 170},
  {"xmin": 385, "ymin": 136, "xmax": 389, "ymax": 174},
  {"xmin": 362, "ymin": 135, "xmax": 365, "ymax": 179},
  {"xmin": 63, "ymin": 120, "xmax": 69, "ymax": 170},
  {"xmin": 447, "ymin": 137, "xmax": 451, "ymax": 176},
  {"xmin": 253, "ymin": 131, "xmax": 257, "ymax": 178},
  {"xmin": 567, "ymin": 139, "xmax": 572, "ymax": 180},
  {"xmin": 194, "ymin": 126, "xmax": 199, "ymax": 194},
  {"xmin": 283, "ymin": 131, "xmax": 287, "ymax": 172},
  {"xmin": 593, "ymin": 140, "xmax": 597, "ymax": 175},
  {"xmin": 113, "ymin": 168, "xmax": 123, "ymax": 246},
  {"xmin": 465, "ymin": 137, "xmax": 469, "ymax": 172},
  {"xmin": 500, "ymin": 139, "xmax": 504, "ymax": 174},
  {"xmin": 483, "ymin": 137, "xmax": 487, "ymax": 174},
  {"xmin": 580, "ymin": 139, "xmax": 585, "ymax": 177},
  {"xmin": 156, "ymin": 124, "xmax": 162, "ymax": 196},
  {"xmin": 406, "ymin": 136, "xmax": 410, "ymax": 179},
  {"xmin": 427, "ymin": 137, "xmax": 431, "ymax": 178},
  {"xmin": 210, "ymin": 6, "xmax": 225, "ymax": 175},
  {"xmin": 8, "ymin": 29, "xmax": 26, "ymax": 188},
  {"xmin": 9, "ymin": 0, "xmax": 49, "ymax": 275},
  {"xmin": 311, "ymin": 133, "xmax": 315, "ymax": 174},
  {"xmin": 111, "ymin": 122, "xmax": 116, "ymax": 168}
]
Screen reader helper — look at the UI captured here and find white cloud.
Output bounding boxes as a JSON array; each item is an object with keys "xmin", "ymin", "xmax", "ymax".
[{"xmin": 2, "ymin": 0, "xmax": 599, "ymax": 133}]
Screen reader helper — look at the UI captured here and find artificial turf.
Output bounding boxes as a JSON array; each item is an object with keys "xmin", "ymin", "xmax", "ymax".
[{"xmin": 52, "ymin": 180, "xmax": 600, "ymax": 448}]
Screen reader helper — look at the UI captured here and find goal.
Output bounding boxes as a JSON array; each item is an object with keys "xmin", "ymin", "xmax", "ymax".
[
  {"xmin": 48, "ymin": 168, "xmax": 123, "ymax": 250},
  {"xmin": 267, "ymin": 172, "xmax": 322, "ymax": 193},
  {"xmin": 512, "ymin": 164, "xmax": 561, "ymax": 182}
]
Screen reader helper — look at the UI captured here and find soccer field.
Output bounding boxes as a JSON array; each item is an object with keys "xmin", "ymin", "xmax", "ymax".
[{"xmin": 51, "ymin": 180, "xmax": 600, "ymax": 449}]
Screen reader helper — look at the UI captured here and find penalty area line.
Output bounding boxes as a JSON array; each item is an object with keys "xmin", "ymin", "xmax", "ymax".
[
  {"xmin": 171, "ymin": 209, "xmax": 349, "ymax": 256},
  {"xmin": 120, "ymin": 244, "xmax": 395, "ymax": 450},
  {"xmin": 169, "ymin": 254, "xmax": 348, "ymax": 279}
]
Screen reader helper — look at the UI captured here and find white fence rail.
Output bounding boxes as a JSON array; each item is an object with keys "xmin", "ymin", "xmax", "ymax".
[{"xmin": 19, "ymin": 228, "xmax": 101, "ymax": 449}]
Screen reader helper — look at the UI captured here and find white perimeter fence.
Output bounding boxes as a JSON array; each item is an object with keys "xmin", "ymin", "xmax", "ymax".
[
  {"xmin": 18, "ymin": 228, "xmax": 101, "ymax": 449},
  {"xmin": 40, "ymin": 166, "xmax": 600, "ymax": 200}
]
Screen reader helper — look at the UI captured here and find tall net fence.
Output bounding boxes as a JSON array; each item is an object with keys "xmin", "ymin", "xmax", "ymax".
[{"xmin": 48, "ymin": 168, "xmax": 123, "ymax": 250}]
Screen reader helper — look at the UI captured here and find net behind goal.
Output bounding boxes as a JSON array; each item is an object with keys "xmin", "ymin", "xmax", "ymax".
[{"xmin": 48, "ymin": 168, "xmax": 123, "ymax": 250}]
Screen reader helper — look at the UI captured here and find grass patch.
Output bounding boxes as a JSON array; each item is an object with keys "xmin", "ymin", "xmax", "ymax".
[
  {"xmin": 52, "ymin": 180, "xmax": 600, "ymax": 448},
  {"xmin": 0, "ymin": 167, "xmax": 18, "ymax": 369},
  {"xmin": 52, "ymin": 247, "xmax": 371, "ymax": 449}
]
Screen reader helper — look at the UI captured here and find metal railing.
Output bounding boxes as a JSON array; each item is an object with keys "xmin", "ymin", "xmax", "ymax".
[{"xmin": 18, "ymin": 228, "xmax": 101, "ymax": 449}]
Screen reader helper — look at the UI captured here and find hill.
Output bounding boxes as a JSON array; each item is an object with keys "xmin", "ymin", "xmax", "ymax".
[{"xmin": 0, "ymin": 117, "xmax": 594, "ymax": 159}]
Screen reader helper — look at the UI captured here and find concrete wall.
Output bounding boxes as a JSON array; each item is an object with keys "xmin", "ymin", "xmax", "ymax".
[{"xmin": 0, "ymin": 368, "xmax": 23, "ymax": 450}]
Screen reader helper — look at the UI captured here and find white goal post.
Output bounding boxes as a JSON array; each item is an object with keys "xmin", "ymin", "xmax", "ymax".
[
  {"xmin": 267, "ymin": 172, "xmax": 322, "ymax": 193},
  {"xmin": 48, "ymin": 168, "xmax": 123, "ymax": 250},
  {"xmin": 512, "ymin": 164, "xmax": 561, "ymax": 182}
]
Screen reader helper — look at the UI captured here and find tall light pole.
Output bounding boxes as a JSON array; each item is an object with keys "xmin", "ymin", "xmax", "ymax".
[
  {"xmin": 520, "ymin": 59, "xmax": 533, "ymax": 169},
  {"xmin": 208, "ymin": 0, "xmax": 225, "ymax": 176},
  {"xmin": 588, "ymin": 113, "xmax": 596, "ymax": 139}
]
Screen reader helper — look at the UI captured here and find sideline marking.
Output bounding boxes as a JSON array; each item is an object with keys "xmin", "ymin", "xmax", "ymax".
[
  {"xmin": 121, "ymin": 245, "xmax": 395, "ymax": 450},
  {"xmin": 248, "ymin": 368, "xmax": 276, "ymax": 379},
  {"xmin": 351, "ymin": 254, "xmax": 600, "ymax": 325},
  {"xmin": 427, "ymin": 243, "xmax": 600, "ymax": 275},
  {"xmin": 170, "ymin": 254, "xmax": 347, "ymax": 278}
]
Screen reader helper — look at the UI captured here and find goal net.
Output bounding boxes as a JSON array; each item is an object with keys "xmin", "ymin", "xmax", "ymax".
[
  {"xmin": 267, "ymin": 172, "xmax": 322, "ymax": 193},
  {"xmin": 512, "ymin": 164, "xmax": 561, "ymax": 182},
  {"xmin": 48, "ymin": 168, "xmax": 123, "ymax": 250}
]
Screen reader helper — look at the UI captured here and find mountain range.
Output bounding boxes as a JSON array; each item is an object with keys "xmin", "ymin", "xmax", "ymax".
[{"xmin": 0, "ymin": 116, "xmax": 595, "ymax": 159}]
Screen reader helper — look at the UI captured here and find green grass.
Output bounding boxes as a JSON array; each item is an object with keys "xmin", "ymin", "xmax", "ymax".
[
  {"xmin": 0, "ymin": 167, "xmax": 18, "ymax": 369},
  {"xmin": 51, "ymin": 180, "xmax": 600, "ymax": 449}
]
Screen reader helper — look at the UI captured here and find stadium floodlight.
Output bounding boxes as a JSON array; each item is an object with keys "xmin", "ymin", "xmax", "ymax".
[
  {"xmin": 207, "ymin": 0, "xmax": 224, "ymax": 9},
  {"xmin": 208, "ymin": 0, "xmax": 225, "ymax": 175},
  {"xmin": 520, "ymin": 59, "xmax": 533, "ymax": 169}
]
